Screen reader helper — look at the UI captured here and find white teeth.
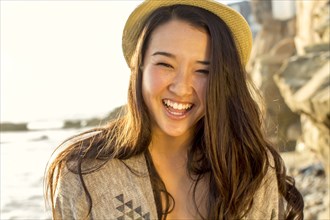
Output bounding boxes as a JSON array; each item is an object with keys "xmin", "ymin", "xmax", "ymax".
[{"xmin": 163, "ymin": 99, "xmax": 192, "ymax": 110}]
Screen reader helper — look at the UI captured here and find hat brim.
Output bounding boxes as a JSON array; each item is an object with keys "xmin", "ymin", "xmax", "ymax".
[{"xmin": 122, "ymin": 0, "xmax": 252, "ymax": 67}]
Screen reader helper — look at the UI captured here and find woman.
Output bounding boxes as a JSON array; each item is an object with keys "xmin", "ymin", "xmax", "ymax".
[{"xmin": 45, "ymin": 0, "xmax": 304, "ymax": 219}]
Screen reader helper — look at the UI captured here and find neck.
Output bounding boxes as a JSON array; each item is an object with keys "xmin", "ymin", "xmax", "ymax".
[
  {"xmin": 149, "ymin": 130, "xmax": 192, "ymax": 155},
  {"xmin": 148, "ymin": 128, "xmax": 193, "ymax": 170}
]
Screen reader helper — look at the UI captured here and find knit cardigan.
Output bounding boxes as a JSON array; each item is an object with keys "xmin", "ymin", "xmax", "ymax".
[{"xmin": 54, "ymin": 153, "xmax": 283, "ymax": 219}]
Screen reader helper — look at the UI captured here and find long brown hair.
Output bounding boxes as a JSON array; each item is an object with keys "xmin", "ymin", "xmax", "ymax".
[{"xmin": 45, "ymin": 5, "xmax": 304, "ymax": 220}]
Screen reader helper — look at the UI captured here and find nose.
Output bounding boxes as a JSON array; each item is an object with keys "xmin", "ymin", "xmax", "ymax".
[{"xmin": 168, "ymin": 68, "xmax": 193, "ymax": 97}]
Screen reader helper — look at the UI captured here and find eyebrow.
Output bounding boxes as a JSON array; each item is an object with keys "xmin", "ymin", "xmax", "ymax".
[
  {"xmin": 197, "ymin": 60, "xmax": 210, "ymax": 65},
  {"xmin": 152, "ymin": 51, "xmax": 210, "ymax": 65},
  {"xmin": 152, "ymin": 51, "xmax": 175, "ymax": 58}
]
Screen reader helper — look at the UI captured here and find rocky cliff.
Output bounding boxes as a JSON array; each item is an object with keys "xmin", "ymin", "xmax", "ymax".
[{"xmin": 249, "ymin": 0, "xmax": 329, "ymax": 218}]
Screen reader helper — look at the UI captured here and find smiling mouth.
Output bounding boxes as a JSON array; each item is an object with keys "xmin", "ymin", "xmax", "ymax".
[{"xmin": 162, "ymin": 99, "xmax": 194, "ymax": 116}]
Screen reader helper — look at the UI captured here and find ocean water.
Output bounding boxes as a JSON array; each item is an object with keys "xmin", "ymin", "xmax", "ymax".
[{"xmin": 0, "ymin": 128, "xmax": 84, "ymax": 219}]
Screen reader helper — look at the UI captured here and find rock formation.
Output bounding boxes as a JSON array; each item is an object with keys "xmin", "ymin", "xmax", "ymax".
[
  {"xmin": 273, "ymin": 0, "xmax": 330, "ymax": 178},
  {"xmin": 274, "ymin": 51, "xmax": 329, "ymax": 174},
  {"xmin": 0, "ymin": 122, "xmax": 28, "ymax": 132},
  {"xmin": 248, "ymin": 0, "xmax": 300, "ymax": 149},
  {"xmin": 249, "ymin": 0, "xmax": 330, "ymax": 217}
]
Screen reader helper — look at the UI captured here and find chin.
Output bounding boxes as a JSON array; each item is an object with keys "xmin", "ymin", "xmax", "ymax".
[{"xmin": 160, "ymin": 124, "xmax": 193, "ymax": 138}]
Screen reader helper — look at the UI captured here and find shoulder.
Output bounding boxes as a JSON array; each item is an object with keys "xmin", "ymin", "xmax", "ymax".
[
  {"xmin": 245, "ymin": 150, "xmax": 284, "ymax": 220},
  {"xmin": 56, "ymin": 154, "xmax": 148, "ymax": 200},
  {"xmin": 54, "ymin": 153, "xmax": 157, "ymax": 219}
]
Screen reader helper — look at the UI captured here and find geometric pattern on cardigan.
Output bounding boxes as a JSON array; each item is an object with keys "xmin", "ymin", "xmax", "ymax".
[{"xmin": 115, "ymin": 194, "xmax": 151, "ymax": 220}]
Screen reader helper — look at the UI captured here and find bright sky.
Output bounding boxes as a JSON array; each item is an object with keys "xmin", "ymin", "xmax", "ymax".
[{"xmin": 1, "ymin": 0, "xmax": 244, "ymax": 123}]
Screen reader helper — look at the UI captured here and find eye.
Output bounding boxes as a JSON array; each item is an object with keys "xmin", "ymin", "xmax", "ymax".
[
  {"xmin": 196, "ymin": 69, "xmax": 209, "ymax": 74},
  {"xmin": 156, "ymin": 62, "xmax": 173, "ymax": 68}
]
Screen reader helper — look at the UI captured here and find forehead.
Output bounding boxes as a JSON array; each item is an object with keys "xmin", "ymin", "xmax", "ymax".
[
  {"xmin": 151, "ymin": 18, "xmax": 208, "ymax": 38},
  {"xmin": 146, "ymin": 19, "xmax": 210, "ymax": 55}
]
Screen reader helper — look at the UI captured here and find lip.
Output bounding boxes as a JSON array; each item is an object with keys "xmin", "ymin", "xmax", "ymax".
[
  {"xmin": 162, "ymin": 98, "xmax": 194, "ymax": 120},
  {"xmin": 162, "ymin": 98, "xmax": 194, "ymax": 106}
]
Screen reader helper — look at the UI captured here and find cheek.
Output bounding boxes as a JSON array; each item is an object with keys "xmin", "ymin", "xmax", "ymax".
[
  {"xmin": 193, "ymin": 78, "xmax": 208, "ymax": 105},
  {"xmin": 142, "ymin": 68, "xmax": 169, "ymax": 96}
]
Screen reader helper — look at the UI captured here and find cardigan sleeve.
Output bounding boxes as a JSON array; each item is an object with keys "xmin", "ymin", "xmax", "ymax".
[
  {"xmin": 53, "ymin": 166, "xmax": 91, "ymax": 220},
  {"xmin": 245, "ymin": 155, "xmax": 285, "ymax": 220}
]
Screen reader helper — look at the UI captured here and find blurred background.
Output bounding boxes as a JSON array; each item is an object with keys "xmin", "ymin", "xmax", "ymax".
[{"xmin": 1, "ymin": 0, "xmax": 329, "ymax": 219}]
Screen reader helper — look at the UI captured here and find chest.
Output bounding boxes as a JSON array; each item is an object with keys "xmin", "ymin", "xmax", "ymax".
[{"xmin": 158, "ymin": 170, "xmax": 209, "ymax": 219}]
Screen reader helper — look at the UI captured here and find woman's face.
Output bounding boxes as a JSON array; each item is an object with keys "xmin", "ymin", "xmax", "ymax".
[{"xmin": 142, "ymin": 19, "xmax": 210, "ymax": 139}]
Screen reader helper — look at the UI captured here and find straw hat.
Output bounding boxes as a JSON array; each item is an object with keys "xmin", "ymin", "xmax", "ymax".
[{"xmin": 122, "ymin": 0, "xmax": 252, "ymax": 67}]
